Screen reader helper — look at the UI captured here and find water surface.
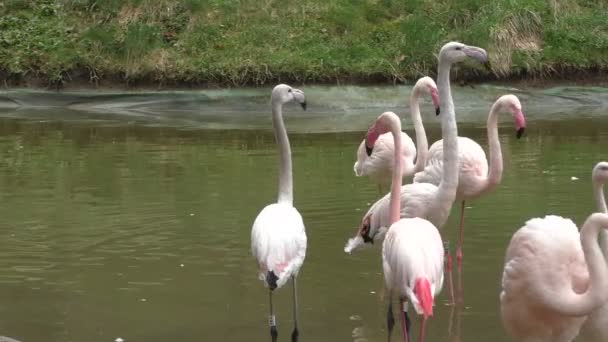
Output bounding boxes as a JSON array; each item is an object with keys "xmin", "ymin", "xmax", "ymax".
[{"xmin": 0, "ymin": 84, "xmax": 607, "ymax": 342}]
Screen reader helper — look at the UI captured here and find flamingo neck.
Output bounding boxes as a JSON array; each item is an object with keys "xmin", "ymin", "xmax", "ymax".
[
  {"xmin": 410, "ymin": 91, "xmax": 428, "ymax": 173},
  {"xmin": 484, "ymin": 101, "xmax": 504, "ymax": 193},
  {"xmin": 434, "ymin": 58, "xmax": 459, "ymax": 223},
  {"xmin": 593, "ymin": 181, "xmax": 608, "ymax": 257},
  {"xmin": 389, "ymin": 118, "xmax": 403, "ymax": 224},
  {"xmin": 272, "ymin": 101, "xmax": 293, "ymax": 205},
  {"xmin": 538, "ymin": 213, "xmax": 608, "ymax": 315}
]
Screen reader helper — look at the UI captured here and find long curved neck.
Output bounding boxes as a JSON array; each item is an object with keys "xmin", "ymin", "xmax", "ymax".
[
  {"xmin": 410, "ymin": 92, "xmax": 429, "ymax": 173},
  {"xmin": 389, "ymin": 119, "xmax": 403, "ymax": 224},
  {"xmin": 272, "ymin": 101, "xmax": 293, "ymax": 204},
  {"xmin": 484, "ymin": 102, "xmax": 504, "ymax": 192},
  {"xmin": 594, "ymin": 181, "xmax": 608, "ymax": 257},
  {"xmin": 434, "ymin": 58, "xmax": 459, "ymax": 222},
  {"xmin": 539, "ymin": 214, "xmax": 608, "ymax": 316}
]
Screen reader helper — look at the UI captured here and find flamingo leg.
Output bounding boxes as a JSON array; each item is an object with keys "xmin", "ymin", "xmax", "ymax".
[
  {"xmin": 419, "ymin": 317, "xmax": 427, "ymax": 342},
  {"xmin": 399, "ymin": 298, "xmax": 411, "ymax": 342},
  {"xmin": 456, "ymin": 200, "xmax": 466, "ymax": 268},
  {"xmin": 444, "ymin": 241, "xmax": 455, "ymax": 305},
  {"xmin": 269, "ymin": 290, "xmax": 278, "ymax": 342},
  {"xmin": 387, "ymin": 295, "xmax": 395, "ymax": 342},
  {"xmin": 456, "ymin": 200, "xmax": 466, "ymax": 304},
  {"xmin": 291, "ymin": 277, "xmax": 299, "ymax": 342}
]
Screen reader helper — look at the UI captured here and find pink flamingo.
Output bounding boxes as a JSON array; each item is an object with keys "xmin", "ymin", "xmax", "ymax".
[
  {"xmin": 500, "ymin": 212, "xmax": 608, "ymax": 342},
  {"xmin": 364, "ymin": 111, "xmax": 444, "ymax": 342},
  {"xmin": 577, "ymin": 161, "xmax": 608, "ymax": 342},
  {"xmin": 251, "ymin": 84, "xmax": 307, "ymax": 342},
  {"xmin": 353, "ymin": 77, "xmax": 440, "ymax": 192},
  {"xmin": 413, "ymin": 94, "xmax": 527, "ymax": 271},
  {"xmin": 345, "ymin": 42, "xmax": 488, "ymax": 304}
]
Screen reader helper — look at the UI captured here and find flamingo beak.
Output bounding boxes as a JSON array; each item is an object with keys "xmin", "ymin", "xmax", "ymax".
[
  {"xmin": 431, "ymin": 90, "xmax": 440, "ymax": 115},
  {"xmin": 516, "ymin": 127, "xmax": 525, "ymax": 139},
  {"xmin": 300, "ymin": 102, "xmax": 307, "ymax": 110},
  {"xmin": 365, "ymin": 143, "xmax": 373, "ymax": 156}
]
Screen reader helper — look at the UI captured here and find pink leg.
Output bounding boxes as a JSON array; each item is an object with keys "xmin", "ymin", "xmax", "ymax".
[
  {"xmin": 400, "ymin": 300, "xmax": 410, "ymax": 342},
  {"xmin": 419, "ymin": 317, "xmax": 427, "ymax": 342},
  {"xmin": 444, "ymin": 241, "xmax": 455, "ymax": 306},
  {"xmin": 456, "ymin": 201, "xmax": 466, "ymax": 268}
]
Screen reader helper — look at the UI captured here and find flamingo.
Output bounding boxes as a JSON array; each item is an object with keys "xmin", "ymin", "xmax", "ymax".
[
  {"xmin": 363, "ymin": 111, "xmax": 444, "ymax": 342},
  {"xmin": 413, "ymin": 94, "xmax": 527, "ymax": 271},
  {"xmin": 576, "ymin": 161, "xmax": 608, "ymax": 342},
  {"xmin": 353, "ymin": 76, "xmax": 440, "ymax": 192},
  {"xmin": 251, "ymin": 84, "xmax": 307, "ymax": 342},
  {"xmin": 344, "ymin": 41, "xmax": 488, "ymax": 303},
  {"xmin": 500, "ymin": 212, "xmax": 608, "ymax": 342}
]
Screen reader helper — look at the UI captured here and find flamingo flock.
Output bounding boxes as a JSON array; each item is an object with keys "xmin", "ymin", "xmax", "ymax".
[{"xmin": 250, "ymin": 41, "xmax": 608, "ymax": 342}]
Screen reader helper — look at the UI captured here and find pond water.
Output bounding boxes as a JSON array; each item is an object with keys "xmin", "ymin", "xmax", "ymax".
[{"xmin": 0, "ymin": 84, "xmax": 607, "ymax": 342}]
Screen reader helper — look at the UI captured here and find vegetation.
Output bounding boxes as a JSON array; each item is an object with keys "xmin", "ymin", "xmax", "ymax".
[{"xmin": 0, "ymin": 0, "xmax": 607, "ymax": 88}]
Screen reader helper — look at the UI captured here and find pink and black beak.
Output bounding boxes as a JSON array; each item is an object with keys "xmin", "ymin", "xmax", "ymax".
[
  {"xmin": 364, "ymin": 124, "xmax": 381, "ymax": 156},
  {"xmin": 358, "ymin": 216, "xmax": 374, "ymax": 244},
  {"xmin": 515, "ymin": 108, "xmax": 526, "ymax": 139},
  {"xmin": 431, "ymin": 88, "xmax": 441, "ymax": 115}
]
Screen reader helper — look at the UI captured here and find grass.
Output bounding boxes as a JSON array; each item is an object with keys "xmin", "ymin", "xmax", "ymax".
[{"xmin": 0, "ymin": 0, "xmax": 607, "ymax": 88}]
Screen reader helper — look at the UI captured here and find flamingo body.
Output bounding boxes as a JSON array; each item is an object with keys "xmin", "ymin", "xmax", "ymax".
[
  {"xmin": 354, "ymin": 132, "xmax": 416, "ymax": 182},
  {"xmin": 382, "ymin": 217, "xmax": 444, "ymax": 316},
  {"xmin": 414, "ymin": 137, "xmax": 488, "ymax": 199},
  {"xmin": 251, "ymin": 203, "xmax": 307, "ymax": 289}
]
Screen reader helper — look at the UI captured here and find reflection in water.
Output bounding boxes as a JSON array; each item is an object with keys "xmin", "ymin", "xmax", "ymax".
[{"xmin": 0, "ymin": 87, "xmax": 605, "ymax": 341}]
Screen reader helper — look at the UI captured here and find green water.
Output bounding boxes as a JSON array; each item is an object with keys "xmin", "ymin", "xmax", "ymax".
[{"xmin": 0, "ymin": 85, "xmax": 607, "ymax": 342}]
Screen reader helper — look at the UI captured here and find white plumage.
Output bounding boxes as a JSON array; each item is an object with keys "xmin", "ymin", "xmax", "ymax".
[{"xmin": 251, "ymin": 203, "xmax": 307, "ymax": 289}]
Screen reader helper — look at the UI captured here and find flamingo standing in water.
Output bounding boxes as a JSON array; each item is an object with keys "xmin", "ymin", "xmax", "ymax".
[
  {"xmin": 251, "ymin": 84, "xmax": 307, "ymax": 342},
  {"xmin": 345, "ymin": 42, "xmax": 488, "ymax": 304},
  {"xmin": 364, "ymin": 111, "xmax": 444, "ymax": 342},
  {"xmin": 353, "ymin": 77, "xmax": 440, "ymax": 192},
  {"xmin": 500, "ymin": 211, "xmax": 608, "ymax": 342},
  {"xmin": 413, "ymin": 94, "xmax": 527, "ymax": 273},
  {"xmin": 577, "ymin": 161, "xmax": 608, "ymax": 342}
]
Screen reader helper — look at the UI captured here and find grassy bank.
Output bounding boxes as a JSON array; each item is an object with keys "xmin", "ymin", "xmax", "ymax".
[{"xmin": 0, "ymin": 0, "xmax": 607, "ymax": 88}]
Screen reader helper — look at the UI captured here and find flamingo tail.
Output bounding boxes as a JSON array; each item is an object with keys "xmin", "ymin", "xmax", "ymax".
[{"xmin": 414, "ymin": 277, "xmax": 433, "ymax": 319}]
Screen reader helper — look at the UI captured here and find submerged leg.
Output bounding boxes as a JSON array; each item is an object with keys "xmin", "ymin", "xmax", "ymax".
[
  {"xmin": 291, "ymin": 277, "xmax": 299, "ymax": 342},
  {"xmin": 387, "ymin": 295, "xmax": 395, "ymax": 342},
  {"xmin": 456, "ymin": 200, "xmax": 466, "ymax": 268},
  {"xmin": 444, "ymin": 241, "xmax": 455, "ymax": 306},
  {"xmin": 269, "ymin": 290, "xmax": 278, "ymax": 342},
  {"xmin": 399, "ymin": 298, "xmax": 411, "ymax": 342}
]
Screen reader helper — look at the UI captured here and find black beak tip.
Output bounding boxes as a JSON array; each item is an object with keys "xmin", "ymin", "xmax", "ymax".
[
  {"xmin": 435, "ymin": 107, "xmax": 441, "ymax": 116},
  {"xmin": 516, "ymin": 127, "xmax": 525, "ymax": 139},
  {"xmin": 300, "ymin": 102, "xmax": 307, "ymax": 110},
  {"xmin": 365, "ymin": 145, "xmax": 373, "ymax": 156}
]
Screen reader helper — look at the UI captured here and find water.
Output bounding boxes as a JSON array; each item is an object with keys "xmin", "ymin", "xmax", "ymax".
[{"xmin": 0, "ymin": 84, "xmax": 606, "ymax": 342}]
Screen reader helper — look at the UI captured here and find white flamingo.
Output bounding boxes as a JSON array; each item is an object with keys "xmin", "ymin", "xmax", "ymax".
[
  {"xmin": 413, "ymin": 94, "xmax": 527, "ymax": 269},
  {"xmin": 353, "ymin": 77, "xmax": 440, "ymax": 192},
  {"xmin": 344, "ymin": 42, "xmax": 488, "ymax": 303},
  {"xmin": 500, "ymin": 212, "xmax": 608, "ymax": 342},
  {"xmin": 577, "ymin": 161, "xmax": 608, "ymax": 342},
  {"xmin": 251, "ymin": 84, "xmax": 307, "ymax": 342},
  {"xmin": 363, "ymin": 111, "xmax": 444, "ymax": 342}
]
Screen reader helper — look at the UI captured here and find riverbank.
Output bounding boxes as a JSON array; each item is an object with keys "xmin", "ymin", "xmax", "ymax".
[{"xmin": 1, "ymin": 1, "xmax": 607, "ymax": 90}]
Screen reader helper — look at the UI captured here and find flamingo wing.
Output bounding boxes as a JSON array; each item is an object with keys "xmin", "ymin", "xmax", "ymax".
[{"xmin": 251, "ymin": 203, "xmax": 307, "ymax": 289}]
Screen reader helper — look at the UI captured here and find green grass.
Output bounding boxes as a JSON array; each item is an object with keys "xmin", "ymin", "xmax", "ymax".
[{"xmin": 0, "ymin": 0, "xmax": 607, "ymax": 87}]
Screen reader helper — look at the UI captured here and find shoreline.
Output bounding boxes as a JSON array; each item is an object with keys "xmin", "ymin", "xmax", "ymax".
[{"xmin": 1, "ymin": 68, "xmax": 607, "ymax": 92}]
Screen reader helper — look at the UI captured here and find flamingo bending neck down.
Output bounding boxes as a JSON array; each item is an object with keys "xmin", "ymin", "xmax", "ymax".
[
  {"xmin": 345, "ymin": 42, "xmax": 488, "ymax": 304},
  {"xmin": 364, "ymin": 111, "xmax": 444, "ymax": 342},
  {"xmin": 413, "ymin": 94, "xmax": 527, "ymax": 273},
  {"xmin": 500, "ymin": 210, "xmax": 608, "ymax": 342},
  {"xmin": 353, "ymin": 77, "xmax": 440, "ymax": 193},
  {"xmin": 577, "ymin": 161, "xmax": 608, "ymax": 342},
  {"xmin": 251, "ymin": 84, "xmax": 307, "ymax": 342}
]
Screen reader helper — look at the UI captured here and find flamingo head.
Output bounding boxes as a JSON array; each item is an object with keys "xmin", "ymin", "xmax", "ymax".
[
  {"xmin": 439, "ymin": 42, "xmax": 488, "ymax": 65},
  {"xmin": 496, "ymin": 94, "xmax": 526, "ymax": 139},
  {"xmin": 364, "ymin": 111, "xmax": 399, "ymax": 156},
  {"xmin": 271, "ymin": 84, "xmax": 307, "ymax": 110},
  {"xmin": 592, "ymin": 161, "xmax": 608, "ymax": 185},
  {"xmin": 414, "ymin": 76, "xmax": 441, "ymax": 115}
]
